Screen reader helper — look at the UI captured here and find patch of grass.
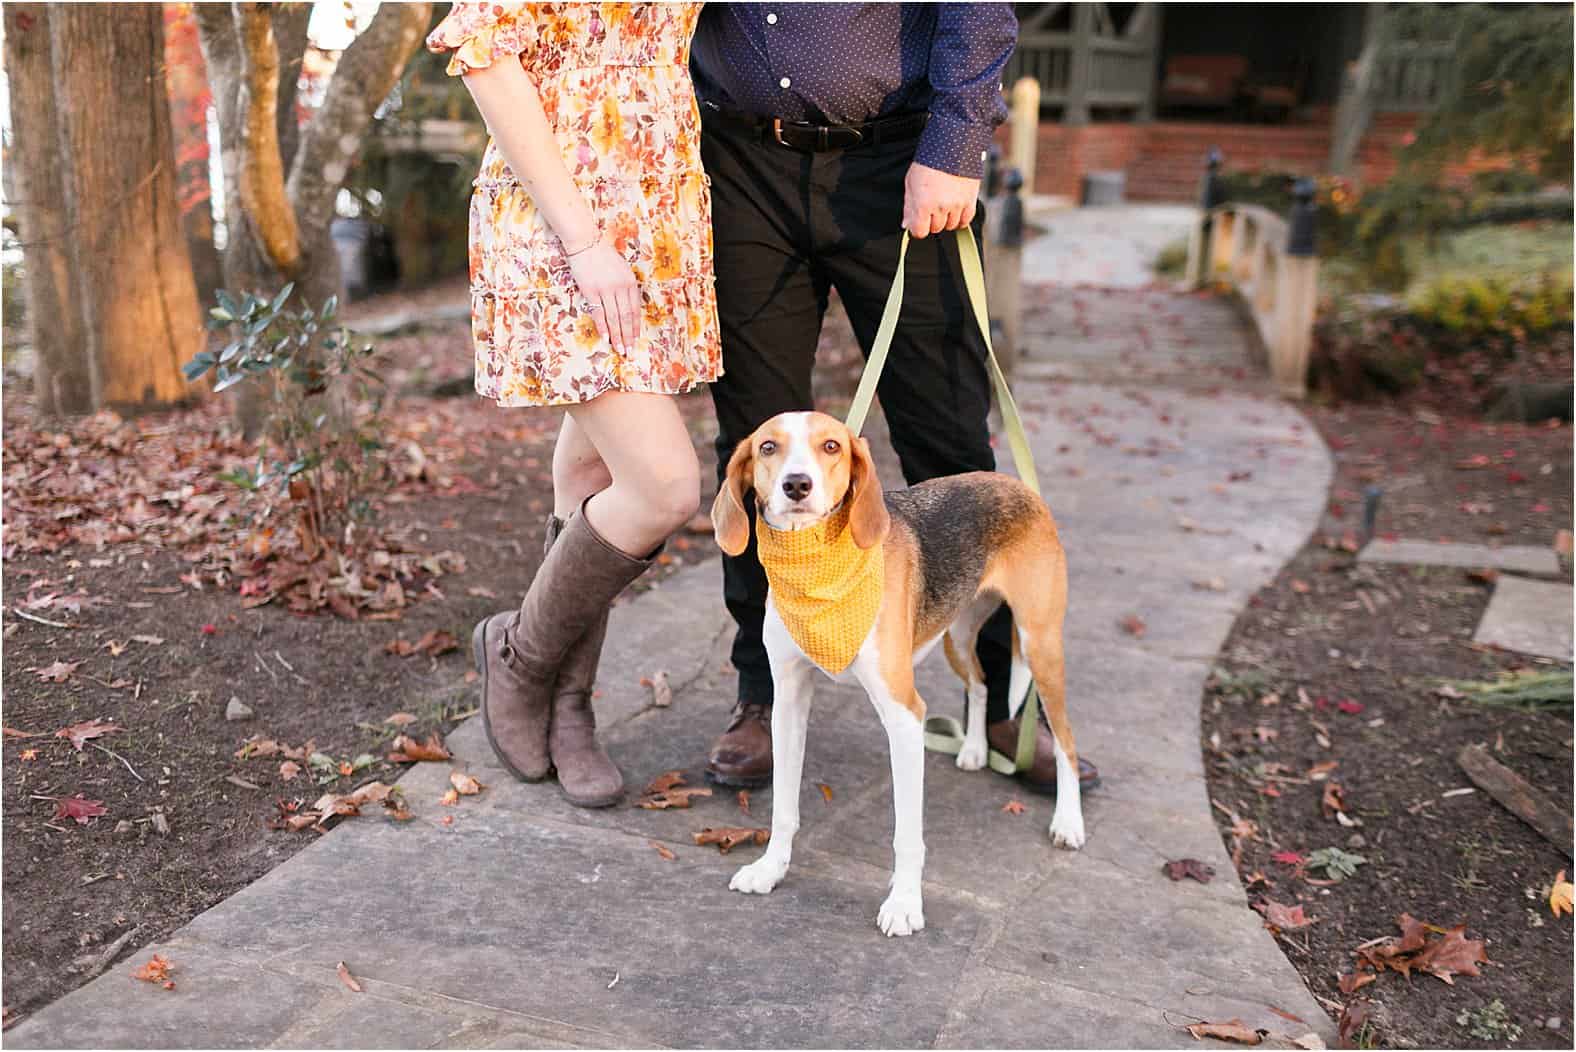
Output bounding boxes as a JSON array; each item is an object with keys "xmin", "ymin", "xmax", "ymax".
[
  {"xmin": 1442, "ymin": 670, "xmax": 1575, "ymax": 710},
  {"xmin": 1153, "ymin": 237, "xmax": 1190, "ymax": 279}
]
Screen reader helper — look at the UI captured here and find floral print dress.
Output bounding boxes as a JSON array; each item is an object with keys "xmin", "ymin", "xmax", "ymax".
[{"xmin": 428, "ymin": 3, "xmax": 722, "ymax": 407}]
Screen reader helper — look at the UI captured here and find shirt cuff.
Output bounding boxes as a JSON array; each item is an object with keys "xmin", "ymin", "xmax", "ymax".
[{"xmin": 915, "ymin": 111, "xmax": 993, "ymax": 179}]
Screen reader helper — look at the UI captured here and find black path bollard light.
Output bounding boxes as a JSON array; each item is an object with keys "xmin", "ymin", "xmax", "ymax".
[
  {"xmin": 998, "ymin": 168, "xmax": 1025, "ymax": 248},
  {"xmin": 1196, "ymin": 147, "xmax": 1224, "ymax": 282},
  {"xmin": 1287, "ymin": 177, "xmax": 1318, "ymax": 257}
]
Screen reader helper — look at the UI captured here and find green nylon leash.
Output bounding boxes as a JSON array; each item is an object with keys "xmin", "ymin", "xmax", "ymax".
[{"xmin": 843, "ymin": 226, "xmax": 1043, "ymax": 777}]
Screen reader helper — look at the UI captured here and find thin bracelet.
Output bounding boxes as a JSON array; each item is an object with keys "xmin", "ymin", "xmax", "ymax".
[{"xmin": 564, "ymin": 231, "xmax": 600, "ymax": 258}]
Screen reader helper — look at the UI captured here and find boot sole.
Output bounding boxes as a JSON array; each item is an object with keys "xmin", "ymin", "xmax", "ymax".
[
  {"xmin": 704, "ymin": 767, "xmax": 771, "ymax": 790},
  {"xmin": 475, "ymin": 619, "xmax": 551, "ymax": 784},
  {"xmin": 557, "ymin": 786, "xmax": 625, "ymax": 809}
]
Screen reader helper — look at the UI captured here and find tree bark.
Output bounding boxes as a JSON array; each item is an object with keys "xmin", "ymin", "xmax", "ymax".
[
  {"xmin": 272, "ymin": 3, "xmax": 313, "ymax": 171},
  {"xmin": 49, "ymin": 1, "xmax": 204, "ymax": 412},
  {"xmin": 164, "ymin": 3, "xmax": 224, "ymax": 309},
  {"xmin": 4, "ymin": 2, "xmax": 90, "ymax": 415}
]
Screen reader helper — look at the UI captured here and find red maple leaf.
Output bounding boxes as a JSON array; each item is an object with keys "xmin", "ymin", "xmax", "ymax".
[
  {"xmin": 55, "ymin": 718, "xmax": 120, "ymax": 751},
  {"xmin": 1271, "ymin": 850, "xmax": 1305, "ymax": 866},
  {"xmin": 53, "ymin": 794, "xmax": 108, "ymax": 825}
]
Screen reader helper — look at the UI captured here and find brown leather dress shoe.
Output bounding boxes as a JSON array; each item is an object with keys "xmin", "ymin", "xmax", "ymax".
[
  {"xmin": 986, "ymin": 715, "xmax": 1100, "ymax": 796},
  {"xmin": 705, "ymin": 702, "xmax": 773, "ymax": 788}
]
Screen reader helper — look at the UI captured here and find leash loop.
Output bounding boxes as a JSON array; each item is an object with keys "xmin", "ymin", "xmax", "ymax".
[{"xmin": 844, "ymin": 227, "xmax": 1044, "ymax": 776}]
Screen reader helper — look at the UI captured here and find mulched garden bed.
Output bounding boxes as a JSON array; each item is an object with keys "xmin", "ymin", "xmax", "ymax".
[{"xmin": 1201, "ymin": 403, "xmax": 1573, "ymax": 1049}]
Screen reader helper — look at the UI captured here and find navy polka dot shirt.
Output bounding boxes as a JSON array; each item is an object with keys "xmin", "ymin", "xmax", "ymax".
[{"xmin": 690, "ymin": 2, "xmax": 1017, "ymax": 179}]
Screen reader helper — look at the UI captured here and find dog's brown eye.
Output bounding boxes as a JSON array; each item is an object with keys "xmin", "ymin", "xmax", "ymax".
[
  {"xmin": 822, "ymin": 440, "xmax": 840, "ymax": 455},
  {"xmin": 759, "ymin": 441, "xmax": 777, "ymax": 456}
]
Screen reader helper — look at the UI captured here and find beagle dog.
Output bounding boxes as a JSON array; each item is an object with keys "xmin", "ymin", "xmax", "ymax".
[{"xmin": 711, "ymin": 411, "xmax": 1082, "ymax": 937}]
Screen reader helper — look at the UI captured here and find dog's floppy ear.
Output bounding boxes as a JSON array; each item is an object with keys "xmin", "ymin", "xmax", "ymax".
[
  {"xmin": 711, "ymin": 438, "xmax": 755, "ymax": 557},
  {"xmin": 848, "ymin": 436, "xmax": 890, "ymax": 550}
]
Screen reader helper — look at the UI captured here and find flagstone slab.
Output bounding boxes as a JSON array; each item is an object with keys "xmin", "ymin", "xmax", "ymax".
[
  {"xmin": 1473, "ymin": 575, "xmax": 1575, "ymax": 661},
  {"xmin": 1360, "ymin": 538, "xmax": 1561, "ymax": 577}
]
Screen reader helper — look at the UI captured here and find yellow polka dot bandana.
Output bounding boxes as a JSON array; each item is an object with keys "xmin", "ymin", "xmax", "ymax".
[{"xmin": 756, "ymin": 502, "xmax": 884, "ymax": 674}]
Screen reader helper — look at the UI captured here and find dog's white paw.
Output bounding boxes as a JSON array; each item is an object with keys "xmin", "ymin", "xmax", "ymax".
[
  {"xmin": 1048, "ymin": 809, "xmax": 1086, "ymax": 850},
  {"xmin": 876, "ymin": 890, "xmax": 926, "ymax": 937},
  {"xmin": 955, "ymin": 738, "xmax": 988, "ymax": 772},
  {"xmin": 729, "ymin": 856, "xmax": 788, "ymax": 895}
]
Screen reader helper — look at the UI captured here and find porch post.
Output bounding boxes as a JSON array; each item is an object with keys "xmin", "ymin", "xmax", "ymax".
[
  {"xmin": 1064, "ymin": 1, "xmax": 1095, "ymax": 125},
  {"xmin": 1135, "ymin": 2, "xmax": 1163, "ymax": 123}
]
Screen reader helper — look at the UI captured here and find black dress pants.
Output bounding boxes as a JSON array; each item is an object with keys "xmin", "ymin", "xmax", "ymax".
[{"xmin": 701, "ymin": 118, "xmax": 1016, "ymax": 723}]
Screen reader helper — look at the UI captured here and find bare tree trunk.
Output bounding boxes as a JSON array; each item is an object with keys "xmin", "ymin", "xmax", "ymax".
[
  {"xmin": 272, "ymin": 2, "xmax": 313, "ymax": 170},
  {"xmin": 4, "ymin": 2, "xmax": 90, "ymax": 415},
  {"xmin": 164, "ymin": 3, "xmax": 224, "ymax": 309},
  {"xmin": 50, "ymin": 1, "xmax": 204, "ymax": 413},
  {"xmin": 193, "ymin": 1, "xmax": 429, "ymax": 435}
]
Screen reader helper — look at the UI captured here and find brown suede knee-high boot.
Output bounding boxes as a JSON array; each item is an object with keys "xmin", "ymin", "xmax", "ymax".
[
  {"xmin": 541, "ymin": 513, "xmax": 625, "ymax": 807},
  {"xmin": 472, "ymin": 499, "xmax": 652, "ymax": 791}
]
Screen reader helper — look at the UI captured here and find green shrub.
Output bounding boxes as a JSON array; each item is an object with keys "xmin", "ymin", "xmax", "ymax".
[
  {"xmin": 1409, "ymin": 268, "xmax": 1574, "ymax": 336},
  {"xmin": 184, "ymin": 285, "xmax": 389, "ymax": 554},
  {"xmin": 1469, "ymin": 168, "xmax": 1547, "ymax": 196}
]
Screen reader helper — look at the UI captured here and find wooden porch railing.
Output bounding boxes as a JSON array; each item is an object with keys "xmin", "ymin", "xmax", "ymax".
[
  {"xmin": 1003, "ymin": 2, "xmax": 1159, "ymax": 121},
  {"xmin": 1373, "ymin": 40, "xmax": 1453, "ymax": 112},
  {"xmin": 1184, "ymin": 158, "xmax": 1321, "ymax": 399}
]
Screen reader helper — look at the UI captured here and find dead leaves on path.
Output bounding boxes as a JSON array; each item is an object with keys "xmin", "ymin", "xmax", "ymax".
[
  {"xmin": 634, "ymin": 770, "xmax": 711, "ymax": 810},
  {"xmin": 1341, "ymin": 913, "xmax": 1489, "ymax": 991},
  {"xmin": 384, "ymin": 630, "xmax": 460, "ymax": 659},
  {"xmin": 53, "ymin": 794, "xmax": 109, "ymax": 825},
  {"xmin": 385, "ymin": 733, "xmax": 451, "ymax": 764},
  {"xmin": 1163, "ymin": 858, "xmax": 1216, "ymax": 884},
  {"xmin": 693, "ymin": 827, "xmax": 769, "ymax": 854},
  {"xmin": 1182, "ymin": 1018, "xmax": 1325, "ymax": 1048},
  {"xmin": 130, "ymin": 953, "xmax": 176, "ymax": 991}
]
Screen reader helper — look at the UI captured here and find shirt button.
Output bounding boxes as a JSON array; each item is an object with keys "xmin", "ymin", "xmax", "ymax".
[
  {"xmin": 766, "ymin": 12, "xmax": 777, "ymax": 24},
  {"xmin": 779, "ymin": 76, "xmax": 791, "ymax": 89}
]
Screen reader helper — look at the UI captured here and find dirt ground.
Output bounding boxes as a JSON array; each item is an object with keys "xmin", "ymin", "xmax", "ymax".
[{"xmin": 1201, "ymin": 403, "xmax": 1574, "ymax": 1049}]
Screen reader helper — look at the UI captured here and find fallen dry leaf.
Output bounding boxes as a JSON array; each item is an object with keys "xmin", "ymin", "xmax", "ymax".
[
  {"xmin": 635, "ymin": 787, "xmax": 713, "ymax": 810},
  {"xmin": 1119, "ymin": 613, "xmax": 1147, "ymax": 637},
  {"xmin": 53, "ymin": 794, "xmax": 108, "ymax": 825},
  {"xmin": 1258, "ymin": 900, "xmax": 1316, "ymax": 933},
  {"xmin": 737, "ymin": 790, "xmax": 751, "ymax": 816},
  {"xmin": 55, "ymin": 718, "xmax": 119, "ymax": 751},
  {"xmin": 1184, "ymin": 1018, "xmax": 1262, "ymax": 1044},
  {"xmin": 1338, "ymin": 970, "xmax": 1376, "ymax": 995},
  {"xmin": 650, "ymin": 840, "xmax": 677, "ymax": 861},
  {"xmin": 1354, "ymin": 914, "xmax": 1488, "ymax": 985},
  {"xmin": 2, "ymin": 726, "xmax": 43, "ymax": 738},
  {"xmin": 649, "ymin": 669, "xmax": 672, "ymax": 708},
  {"xmin": 19, "ymin": 748, "xmax": 38, "ymax": 761},
  {"xmin": 439, "ymin": 789, "xmax": 460, "ymax": 806},
  {"xmin": 386, "ymin": 733, "xmax": 450, "ymax": 763},
  {"xmin": 1271, "ymin": 850, "xmax": 1305, "ymax": 866},
  {"xmin": 817, "ymin": 782, "xmax": 834, "ymax": 803},
  {"xmin": 1551, "ymin": 871, "xmax": 1573, "ymax": 918},
  {"xmin": 1337, "ymin": 999, "xmax": 1372, "ymax": 1047},
  {"xmin": 642, "ymin": 770, "xmax": 688, "ymax": 796},
  {"xmin": 130, "ymin": 953, "xmax": 175, "ymax": 990},
  {"xmin": 1305, "ymin": 760, "xmax": 1338, "ymax": 781},
  {"xmin": 693, "ymin": 827, "xmax": 769, "ymax": 854},
  {"xmin": 449, "ymin": 771, "xmax": 483, "ymax": 796},
  {"xmin": 384, "ymin": 712, "xmax": 417, "ymax": 727},
  {"xmin": 32, "ymin": 659, "xmax": 81, "ymax": 683},
  {"xmin": 1163, "ymin": 858, "xmax": 1216, "ymax": 884},
  {"xmin": 1321, "ymin": 782, "xmax": 1346, "ymax": 819},
  {"xmin": 382, "ymin": 797, "xmax": 414, "ymax": 822},
  {"xmin": 279, "ymin": 760, "xmax": 301, "ymax": 782},
  {"xmin": 336, "ymin": 961, "xmax": 362, "ymax": 994},
  {"xmin": 1002, "ymin": 798, "xmax": 1027, "ymax": 815}
]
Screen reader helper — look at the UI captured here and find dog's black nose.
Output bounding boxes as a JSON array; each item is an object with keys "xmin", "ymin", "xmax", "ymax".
[{"xmin": 781, "ymin": 473, "xmax": 813, "ymax": 502}]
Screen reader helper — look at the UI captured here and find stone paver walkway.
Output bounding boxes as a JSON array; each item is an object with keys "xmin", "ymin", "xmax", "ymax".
[
  {"xmin": 1360, "ymin": 538, "xmax": 1562, "ymax": 578},
  {"xmin": 10, "ymin": 207, "xmax": 1337, "ymax": 1049},
  {"xmin": 1475, "ymin": 576, "xmax": 1576, "ymax": 662}
]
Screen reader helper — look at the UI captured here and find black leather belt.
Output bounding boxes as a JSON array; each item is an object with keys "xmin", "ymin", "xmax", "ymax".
[{"xmin": 700, "ymin": 101, "xmax": 928, "ymax": 152}]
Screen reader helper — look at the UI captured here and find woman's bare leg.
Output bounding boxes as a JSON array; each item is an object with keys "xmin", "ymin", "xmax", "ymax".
[
  {"xmin": 552, "ymin": 413, "xmax": 613, "ymax": 521},
  {"xmin": 566, "ymin": 390, "xmax": 700, "ymax": 556}
]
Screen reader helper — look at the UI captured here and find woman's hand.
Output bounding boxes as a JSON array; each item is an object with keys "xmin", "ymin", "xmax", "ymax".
[{"xmin": 568, "ymin": 240, "xmax": 642, "ymax": 355}]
